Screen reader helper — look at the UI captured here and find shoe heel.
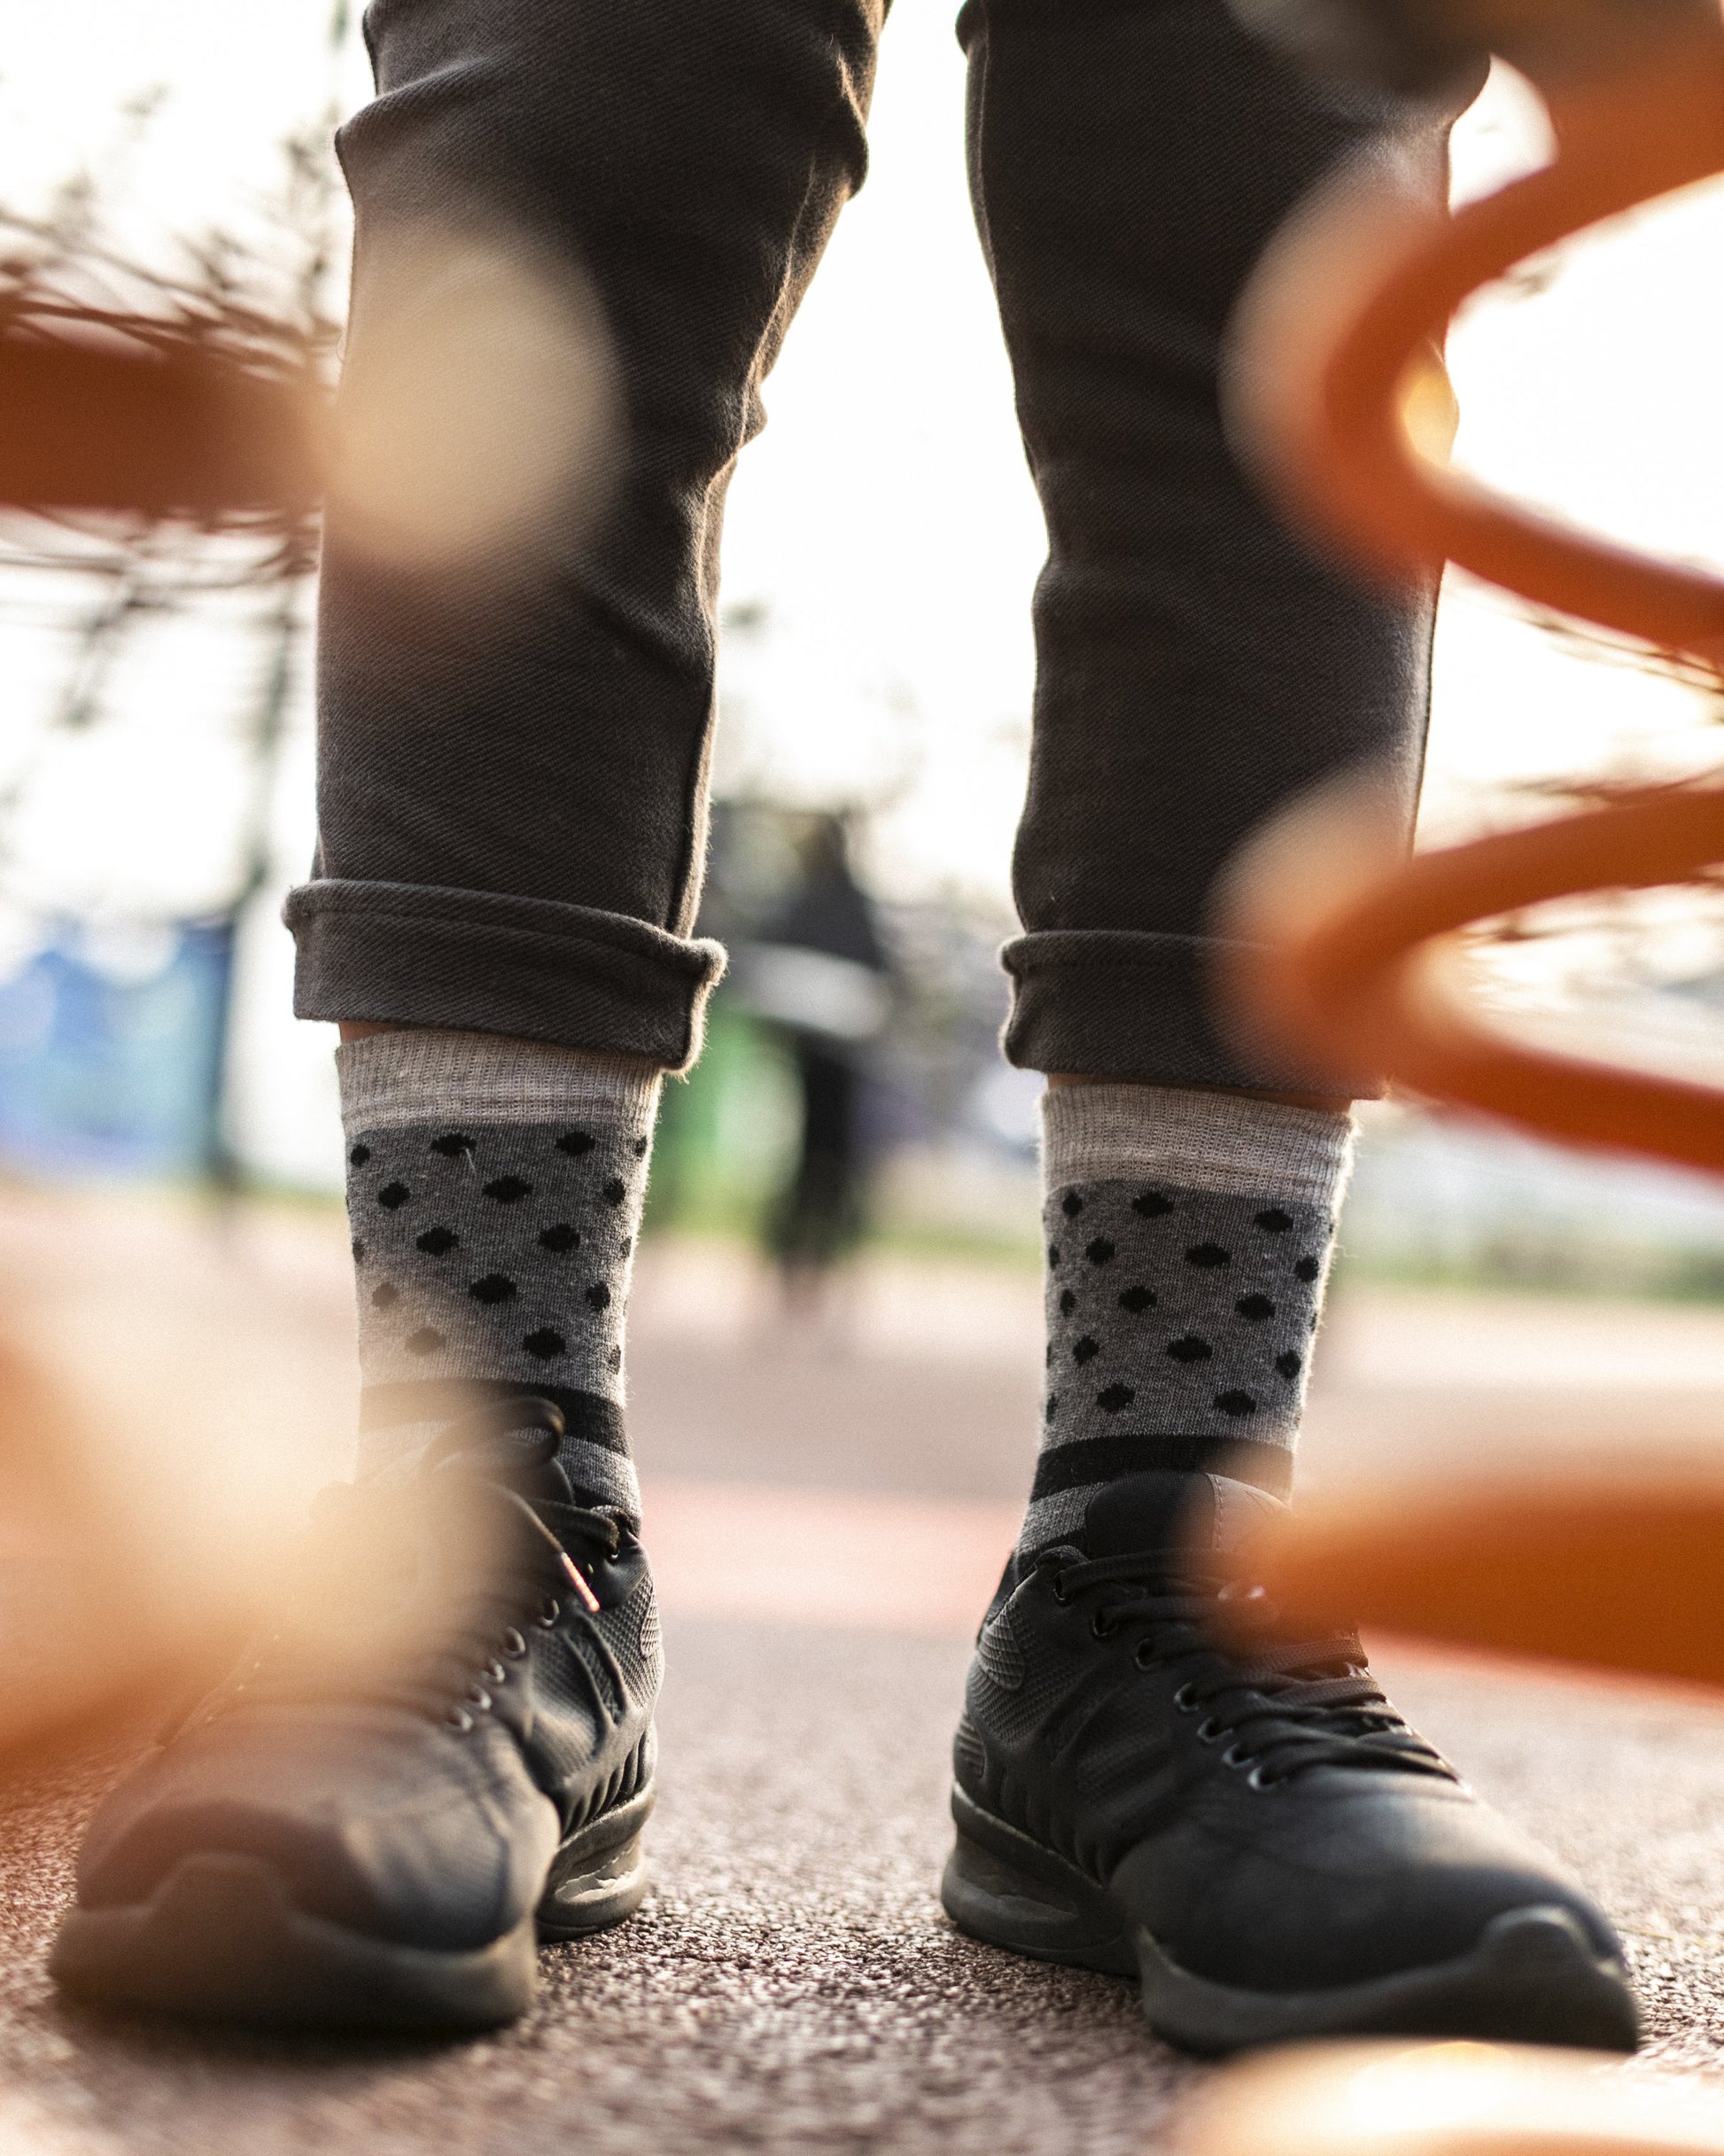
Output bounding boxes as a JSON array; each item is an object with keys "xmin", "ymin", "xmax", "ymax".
[
  {"xmin": 941, "ymin": 1786, "xmax": 1135, "ymax": 1978},
  {"xmin": 536, "ymin": 1786, "xmax": 654, "ymax": 1940}
]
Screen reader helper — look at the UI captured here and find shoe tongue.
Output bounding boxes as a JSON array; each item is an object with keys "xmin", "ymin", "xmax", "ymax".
[
  {"xmin": 501, "ymin": 1435, "xmax": 579, "ymax": 1510},
  {"xmin": 433, "ymin": 1420, "xmax": 579, "ymax": 1510},
  {"xmin": 1080, "ymin": 1470, "xmax": 1286, "ymax": 1568}
]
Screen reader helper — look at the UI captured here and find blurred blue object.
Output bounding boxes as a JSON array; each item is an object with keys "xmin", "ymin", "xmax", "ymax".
[{"xmin": 0, "ymin": 919, "xmax": 233, "ymax": 1179}]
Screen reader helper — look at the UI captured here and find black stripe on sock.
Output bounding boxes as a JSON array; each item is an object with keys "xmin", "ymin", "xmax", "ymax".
[
  {"xmin": 1030, "ymin": 1432, "xmax": 1293, "ymax": 1502},
  {"xmin": 359, "ymin": 1379, "xmax": 629, "ymax": 1456}
]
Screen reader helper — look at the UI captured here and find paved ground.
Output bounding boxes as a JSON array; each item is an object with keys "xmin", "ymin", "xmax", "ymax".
[{"xmin": 2, "ymin": 1190, "xmax": 1724, "ymax": 2151}]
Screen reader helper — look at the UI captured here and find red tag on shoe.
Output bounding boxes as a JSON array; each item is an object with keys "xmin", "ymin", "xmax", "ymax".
[{"xmin": 560, "ymin": 1551, "xmax": 601, "ymax": 1614}]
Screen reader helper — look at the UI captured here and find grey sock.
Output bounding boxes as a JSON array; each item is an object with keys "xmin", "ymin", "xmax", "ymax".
[
  {"xmin": 1022, "ymin": 1083, "xmax": 1354, "ymax": 1556},
  {"xmin": 338, "ymin": 1030, "xmax": 661, "ymax": 1506}
]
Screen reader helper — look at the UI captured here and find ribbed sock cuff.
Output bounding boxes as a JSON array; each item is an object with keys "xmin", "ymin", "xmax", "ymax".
[
  {"xmin": 337, "ymin": 1029, "xmax": 662, "ymax": 1139},
  {"xmin": 1039, "ymin": 1082, "xmax": 1354, "ymax": 1208}
]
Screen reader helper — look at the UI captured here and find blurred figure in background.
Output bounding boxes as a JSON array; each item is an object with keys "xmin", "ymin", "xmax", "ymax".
[{"xmin": 741, "ymin": 814, "xmax": 889, "ymax": 1321}]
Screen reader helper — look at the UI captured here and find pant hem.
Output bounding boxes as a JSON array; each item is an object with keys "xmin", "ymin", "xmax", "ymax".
[
  {"xmin": 1000, "ymin": 927, "xmax": 1381, "ymax": 1097},
  {"xmin": 285, "ymin": 878, "xmax": 726, "ymax": 1071}
]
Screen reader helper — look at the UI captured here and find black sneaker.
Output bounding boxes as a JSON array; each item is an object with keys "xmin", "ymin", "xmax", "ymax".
[
  {"xmin": 942, "ymin": 1469, "xmax": 1638, "ymax": 2055},
  {"xmin": 51, "ymin": 1398, "xmax": 658, "ymax": 2034}
]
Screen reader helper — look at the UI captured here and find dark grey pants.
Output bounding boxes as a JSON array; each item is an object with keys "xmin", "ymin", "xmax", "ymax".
[{"xmin": 288, "ymin": 0, "xmax": 1451, "ymax": 1088}]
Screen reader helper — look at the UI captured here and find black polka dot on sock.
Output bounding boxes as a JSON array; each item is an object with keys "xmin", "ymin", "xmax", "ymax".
[
  {"xmin": 1276, "ymin": 1350, "xmax": 1302, "ymax": 1380},
  {"xmin": 1118, "ymin": 1285, "xmax": 1156, "ymax": 1313},
  {"xmin": 607, "ymin": 1344, "xmax": 623, "ymax": 1373},
  {"xmin": 632, "ymin": 1135, "xmax": 649, "ymax": 1157},
  {"xmin": 1072, "ymin": 1335, "xmax": 1099, "ymax": 1366},
  {"xmin": 1255, "ymin": 1207, "xmax": 1293, "ymax": 1233},
  {"xmin": 370, "ymin": 1281, "xmax": 399, "ymax": 1311},
  {"xmin": 349, "ymin": 1144, "xmax": 371, "ymax": 1167},
  {"xmin": 1044, "ymin": 1342, "xmax": 1053, "ymax": 1368},
  {"xmin": 1061, "ymin": 1190, "xmax": 1085, "ymax": 1218},
  {"xmin": 416, "ymin": 1226, "xmax": 459, "ymax": 1256},
  {"xmin": 523, "ymin": 1327, "xmax": 566, "ymax": 1358},
  {"xmin": 430, "ymin": 1132, "xmax": 476, "ymax": 1159},
  {"xmin": 1185, "ymin": 1242, "xmax": 1230, "ymax": 1269},
  {"xmin": 1236, "ymin": 1293, "xmax": 1275, "ymax": 1321},
  {"xmin": 619, "ymin": 1236, "xmax": 633, "ymax": 1259},
  {"xmin": 556, "ymin": 1131, "xmax": 595, "ymax": 1156},
  {"xmin": 586, "ymin": 1282, "xmax": 612, "ymax": 1312},
  {"xmin": 1096, "ymin": 1383, "xmax": 1136, "ymax": 1413},
  {"xmin": 377, "ymin": 1182, "xmax": 410, "ymax": 1210},
  {"xmin": 1085, "ymin": 1238, "xmax": 1116, "ymax": 1265},
  {"xmin": 1048, "ymin": 1245, "xmax": 1061, "ymax": 1269},
  {"xmin": 1166, "ymin": 1335, "xmax": 1213, "ymax": 1364},
  {"xmin": 1214, "ymin": 1389, "xmax": 1258, "ymax": 1418},
  {"xmin": 1294, "ymin": 1255, "xmax": 1321, "ymax": 1282},
  {"xmin": 1059, "ymin": 1288, "xmax": 1076, "ymax": 1315},
  {"xmin": 405, "ymin": 1326, "xmax": 444, "ymax": 1357},
  {"xmin": 1045, "ymin": 1396, "xmax": 1060, "ymax": 1422},
  {"xmin": 538, "ymin": 1224, "xmax": 579, "ymax": 1253},
  {"xmin": 1132, "ymin": 1192, "xmax": 1173, "ymax": 1218},
  {"xmin": 351, "ymin": 1241, "xmax": 365, "ymax": 1263},
  {"xmin": 602, "ymin": 1178, "xmax": 627, "ymax": 1207},
  {"xmin": 469, "ymin": 1273, "xmax": 518, "ymax": 1305},
  {"xmin": 484, "ymin": 1175, "xmax": 532, "ymax": 1203}
]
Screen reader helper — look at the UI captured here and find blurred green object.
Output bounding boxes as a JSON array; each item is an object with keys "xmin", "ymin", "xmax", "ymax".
[{"xmin": 644, "ymin": 999, "xmax": 800, "ymax": 1240}]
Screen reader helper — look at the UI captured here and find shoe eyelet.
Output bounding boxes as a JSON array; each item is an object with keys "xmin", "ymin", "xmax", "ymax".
[
  {"xmin": 1135, "ymin": 1643, "xmax": 1157, "ymax": 1671},
  {"xmin": 467, "ymin": 1685, "xmax": 493, "ymax": 1711},
  {"xmin": 1195, "ymin": 1717, "xmax": 1223, "ymax": 1745},
  {"xmin": 1171, "ymin": 1682, "xmax": 1198, "ymax": 1711},
  {"xmin": 1246, "ymin": 1764, "xmax": 1277, "ymax": 1792},
  {"xmin": 1051, "ymin": 1576, "xmax": 1071, "ymax": 1606},
  {"xmin": 446, "ymin": 1707, "xmax": 475, "ymax": 1733},
  {"xmin": 1091, "ymin": 1612, "xmax": 1115, "ymax": 1641},
  {"xmin": 501, "ymin": 1627, "xmax": 528, "ymax": 1659},
  {"xmin": 1221, "ymin": 1742, "xmax": 1251, "ymax": 1771},
  {"xmin": 485, "ymin": 1659, "xmax": 508, "ymax": 1685},
  {"xmin": 536, "ymin": 1596, "xmax": 561, "ymax": 1627}
]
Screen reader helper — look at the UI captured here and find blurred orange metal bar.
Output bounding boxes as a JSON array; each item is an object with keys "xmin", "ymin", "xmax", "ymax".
[
  {"xmin": 1239, "ymin": 784, "xmax": 1724, "ymax": 1175},
  {"xmin": 1254, "ymin": 35, "xmax": 1724, "ymax": 652},
  {"xmin": 0, "ymin": 330, "xmax": 326, "ymax": 520},
  {"xmin": 1215, "ymin": 0, "xmax": 1724, "ymax": 1693},
  {"xmin": 1228, "ymin": 3, "xmax": 1724, "ymax": 1179}
]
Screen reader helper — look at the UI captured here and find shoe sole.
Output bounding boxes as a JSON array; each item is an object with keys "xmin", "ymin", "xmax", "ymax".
[
  {"xmin": 49, "ymin": 1786, "xmax": 654, "ymax": 2035},
  {"xmin": 941, "ymin": 1784, "xmax": 1639, "ymax": 2057}
]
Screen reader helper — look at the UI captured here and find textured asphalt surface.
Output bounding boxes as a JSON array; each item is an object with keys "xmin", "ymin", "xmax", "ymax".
[
  {"xmin": 3, "ymin": 1197, "xmax": 1724, "ymax": 2151},
  {"xmin": 5, "ymin": 1636, "xmax": 1724, "ymax": 2154}
]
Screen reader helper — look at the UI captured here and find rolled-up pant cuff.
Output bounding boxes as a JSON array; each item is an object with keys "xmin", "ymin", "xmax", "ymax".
[
  {"xmin": 1000, "ymin": 929, "xmax": 1381, "ymax": 1098},
  {"xmin": 284, "ymin": 879, "xmax": 726, "ymax": 1072}
]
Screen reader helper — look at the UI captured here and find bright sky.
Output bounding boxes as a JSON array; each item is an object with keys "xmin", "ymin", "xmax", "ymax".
[{"xmin": 3, "ymin": 4, "xmax": 1724, "ymax": 1180}]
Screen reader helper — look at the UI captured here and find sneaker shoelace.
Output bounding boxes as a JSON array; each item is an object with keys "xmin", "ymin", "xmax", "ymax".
[
  {"xmin": 1035, "ymin": 1547, "xmax": 1456, "ymax": 1790},
  {"xmin": 183, "ymin": 1398, "xmax": 625, "ymax": 1737}
]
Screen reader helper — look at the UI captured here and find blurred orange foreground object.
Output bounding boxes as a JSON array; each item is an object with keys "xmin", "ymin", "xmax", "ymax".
[
  {"xmin": 0, "ymin": 331, "xmax": 326, "ymax": 518},
  {"xmin": 1223, "ymin": 1, "xmax": 1724, "ymax": 1176},
  {"xmin": 1177, "ymin": 2039, "xmax": 1724, "ymax": 2156},
  {"xmin": 1247, "ymin": 1481, "xmax": 1724, "ymax": 1693},
  {"xmin": 1231, "ymin": 8, "xmax": 1724, "ymax": 654},
  {"xmin": 1211, "ymin": 0, "xmax": 1724, "ymax": 1686},
  {"xmin": 1228, "ymin": 778, "xmax": 1724, "ymax": 1177}
]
